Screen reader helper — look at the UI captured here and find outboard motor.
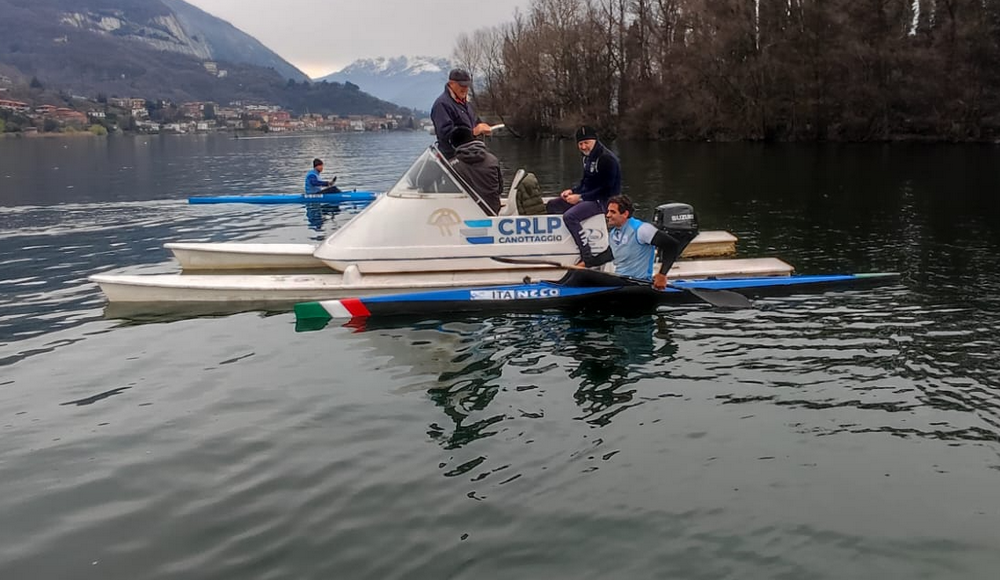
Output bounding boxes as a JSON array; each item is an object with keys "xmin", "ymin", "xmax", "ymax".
[{"xmin": 653, "ymin": 202, "xmax": 699, "ymax": 265}]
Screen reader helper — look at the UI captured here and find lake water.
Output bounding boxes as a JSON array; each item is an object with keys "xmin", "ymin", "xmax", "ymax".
[{"xmin": 1, "ymin": 132, "xmax": 999, "ymax": 579}]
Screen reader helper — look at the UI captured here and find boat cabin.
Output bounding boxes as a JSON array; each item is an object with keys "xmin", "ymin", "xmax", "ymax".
[{"xmin": 313, "ymin": 147, "xmax": 609, "ymax": 274}]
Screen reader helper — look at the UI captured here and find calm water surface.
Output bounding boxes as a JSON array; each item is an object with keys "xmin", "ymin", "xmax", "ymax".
[{"xmin": 1, "ymin": 133, "xmax": 999, "ymax": 579}]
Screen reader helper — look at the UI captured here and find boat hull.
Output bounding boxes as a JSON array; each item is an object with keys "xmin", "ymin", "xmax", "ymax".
[
  {"xmin": 90, "ymin": 258, "xmax": 795, "ymax": 304},
  {"xmin": 187, "ymin": 191, "xmax": 378, "ymax": 205}
]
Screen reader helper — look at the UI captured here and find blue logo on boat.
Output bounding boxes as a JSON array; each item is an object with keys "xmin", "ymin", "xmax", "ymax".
[{"xmin": 461, "ymin": 217, "xmax": 565, "ymax": 245}]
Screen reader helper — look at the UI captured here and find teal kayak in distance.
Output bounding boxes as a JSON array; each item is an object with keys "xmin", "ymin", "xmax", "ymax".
[{"xmin": 188, "ymin": 191, "xmax": 379, "ymax": 205}]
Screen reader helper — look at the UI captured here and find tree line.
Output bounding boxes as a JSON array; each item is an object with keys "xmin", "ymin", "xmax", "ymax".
[{"xmin": 454, "ymin": 0, "xmax": 1000, "ymax": 141}]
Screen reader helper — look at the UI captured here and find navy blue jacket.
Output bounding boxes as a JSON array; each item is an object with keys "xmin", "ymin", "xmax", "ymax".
[
  {"xmin": 431, "ymin": 87, "xmax": 481, "ymax": 159},
  {"xmin": 572, "ymin": 141, "xmax": 621, "ymax": 207}
]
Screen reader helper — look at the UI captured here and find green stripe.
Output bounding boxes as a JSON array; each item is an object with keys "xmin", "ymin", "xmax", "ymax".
[{"xmin": 294, "ymin": 301, "xmax": 333, "ymax": 321}]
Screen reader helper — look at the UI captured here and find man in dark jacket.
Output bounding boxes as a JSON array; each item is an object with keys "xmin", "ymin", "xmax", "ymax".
[
  {"xmin": 431, "ymin": 68, "xmax": 493, "ymax": 159},
  {"xmin": 546, "ymin": 126, "xmax": 622, "ymax": 266},
  {"xmin": 449, "ymin": 126, "xmax": 503, "ymax": 214}
]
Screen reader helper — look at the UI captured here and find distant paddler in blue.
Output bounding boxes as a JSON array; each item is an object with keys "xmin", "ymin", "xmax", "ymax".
[
  {"xmin": 431, "ymin": 68, "xmax": 493, "ymax": 159},
  {"xmin": 304, "ymin": 158, "xmax": 341, "ymax": 196}
]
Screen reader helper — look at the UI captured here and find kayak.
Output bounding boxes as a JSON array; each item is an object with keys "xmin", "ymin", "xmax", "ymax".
[
  {"xmin": 187, "ymin": 191, "xmax": 379, "ymax": 205},
  {"xmin": 294, "ymin": 269, "xmax": 902, "ymax": 324}
]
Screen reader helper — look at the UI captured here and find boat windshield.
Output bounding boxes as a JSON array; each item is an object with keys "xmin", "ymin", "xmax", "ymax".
[{"xmin": 387, "ymin": 147, "xmax": 471, "ymax": 196}]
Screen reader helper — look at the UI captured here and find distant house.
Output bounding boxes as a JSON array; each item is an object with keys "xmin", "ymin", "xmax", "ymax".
[
  {"xmin": 203, "ymin": 61, "xmax": 218, "ymax": 75},
  {"xmin": 35, "ymin": 104, "xmax": 58, "ymax": 115},
  {"xmin": 0, "ymin": 75, "xmax": 12, "ymax": 86},
  {"xmin": 87, "ymin": 110, "xmax": 106, "ymax": 119},
  {"xmin": 54, "ymin": 108, "xmax": 88, "ymax": 126},
  {"xmin": 181, "ymin": 102, "xmax": 204, "ymax": 119},
  {"xmin": 0, "ymin": 99, "xmax": 30, "ymax": 113}
]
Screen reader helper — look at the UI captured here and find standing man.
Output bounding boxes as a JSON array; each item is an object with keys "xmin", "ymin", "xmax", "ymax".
[
  {"xmin": 431, "ymin": 68, "xmax": 493, "ymax": 159},
  {"xmin": 547, "ymin": 126, "xmax": 622, "ymax": 267},
  {"xmin": 304, "ymin": 158, "xmax": 340, "ymax": 195},
  {"xmin": 605, "ymin": 195, "xmax": 687, "ymax": 289}
]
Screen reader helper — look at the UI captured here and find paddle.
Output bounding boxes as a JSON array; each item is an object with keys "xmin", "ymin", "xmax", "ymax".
[{"xmin": 491, "ymin": 256, "xmax": 752, "ymax": 309}]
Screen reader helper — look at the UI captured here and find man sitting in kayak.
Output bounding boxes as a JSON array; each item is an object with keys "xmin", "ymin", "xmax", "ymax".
[
  {"xmin": 305, "ymin": 158, "xmax": 341, "ymax": 196},
  {"xmin": 605, "ymin": 195, "xmax": 684, "ymax": 290}
]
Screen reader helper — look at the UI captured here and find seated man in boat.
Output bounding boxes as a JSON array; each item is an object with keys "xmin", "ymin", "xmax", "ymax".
[
  {"xmin": 547, "ymin": 126, "xmax": 621, "ymax": 267},
  {"xmin": 304, "ymin": 158, "xmax": 341, "ymax": 196},
  {"xmin": 448, "ymin": 126, "xmax": 503, "ymax": 214},
  {"xmin": 605, "ymin": 195, "xmax": 687, "ymax": 290}
]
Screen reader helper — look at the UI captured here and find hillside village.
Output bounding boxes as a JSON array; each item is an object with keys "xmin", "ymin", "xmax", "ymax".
[{"xmin": 0, "ymin": 72, "xmax": 420, "ymax": 136}]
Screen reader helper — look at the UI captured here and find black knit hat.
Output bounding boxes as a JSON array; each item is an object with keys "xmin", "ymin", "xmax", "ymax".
[
  {"xmin": 449, "ymin": 126, "xmax": 475, "ymax": 148},
  {"xmin": 312, "ymin": 158, "xmax": 323, "ymax": 167},
  {"xmin": 575, "ymin": 126, "xmax": 598, "ymax": 142}
]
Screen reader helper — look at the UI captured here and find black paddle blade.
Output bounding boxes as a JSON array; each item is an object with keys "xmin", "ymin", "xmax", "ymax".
[{"xmin": 683, "ymin": 287, "xmax": 753, "ymax": 309}]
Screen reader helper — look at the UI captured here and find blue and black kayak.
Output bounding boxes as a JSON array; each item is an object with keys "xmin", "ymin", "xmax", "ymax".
[
  {"xmin": 294, "ymin": 269, "xmax": 902, "ymax": 324},
  {"xmin": 188, "ymin": 191, "xmax": 379, "ymax": 205}
]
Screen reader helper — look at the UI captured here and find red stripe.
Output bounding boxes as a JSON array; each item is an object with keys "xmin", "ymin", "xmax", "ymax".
[{"xmin": 340, "ymin": 298, "xmax": 371, "ymax": 317}]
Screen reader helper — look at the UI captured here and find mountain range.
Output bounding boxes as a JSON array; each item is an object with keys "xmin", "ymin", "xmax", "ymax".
[
  {"xmin": 0, "ymin": 0, "xmax": 406, "ymax": 116},
  {"xmin": 317, "ymin": 56, "xmax": 452, "ymax": 113}
]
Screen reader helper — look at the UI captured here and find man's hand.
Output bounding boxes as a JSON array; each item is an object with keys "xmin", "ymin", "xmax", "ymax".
[
  {"xmin": 473, "ymin": 122, "xmax": 492, "ymax": 136},
  {"xmin": 560, "ymin": 190, "xmax": 581, "ymax": 205},
  {"xmin": 652, "ymin": 273, "xmax": 668, "ymax": 290}
]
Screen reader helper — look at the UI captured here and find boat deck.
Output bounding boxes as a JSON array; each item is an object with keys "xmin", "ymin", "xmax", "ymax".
[{"xmin": 166, "ymin": 230, "xmax": 739, "ymax": 271}]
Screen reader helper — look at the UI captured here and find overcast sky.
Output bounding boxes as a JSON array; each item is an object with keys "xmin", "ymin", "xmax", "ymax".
[{"xmin": 185, "ymin": 0, "xmax": 533, "ymax": 78}]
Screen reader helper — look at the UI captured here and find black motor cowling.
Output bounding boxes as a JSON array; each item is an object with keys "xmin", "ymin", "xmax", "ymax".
[{"xmin": 653, "ymin": 202, "xmax": 699, "ymax": 263}]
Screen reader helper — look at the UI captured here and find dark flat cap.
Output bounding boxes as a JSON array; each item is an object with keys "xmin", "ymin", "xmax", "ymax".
[{"xmin": 448, "ymin": 68, "xmax": 472, "ymax": 87}]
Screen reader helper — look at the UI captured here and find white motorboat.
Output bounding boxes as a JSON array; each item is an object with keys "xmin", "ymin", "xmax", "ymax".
[{"xmin": 90, "ymin": 147, "xmax": 791, "ymax": 304}]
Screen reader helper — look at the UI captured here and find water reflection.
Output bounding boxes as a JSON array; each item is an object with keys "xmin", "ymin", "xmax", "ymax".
[
  {"xmin": 303, "ymin": 200, "xmax": 371, "ymax": 231},
  {"xmin": 341, "ymin": 313, "xmax": 679, "ymax": 449}
]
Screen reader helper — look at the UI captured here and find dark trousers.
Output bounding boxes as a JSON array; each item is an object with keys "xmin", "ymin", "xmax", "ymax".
[
  {"xmin": 546, "ymin": 198, "xmax": 605, "ymax": 260},
  {"xmin": 316, "ymin": 185, "xmax": 341, "ymax": 194}
]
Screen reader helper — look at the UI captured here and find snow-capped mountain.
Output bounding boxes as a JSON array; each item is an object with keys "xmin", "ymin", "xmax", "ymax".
[{"xmin": 317, "ymin": 56, "xmax": 452, "ymax": 112}]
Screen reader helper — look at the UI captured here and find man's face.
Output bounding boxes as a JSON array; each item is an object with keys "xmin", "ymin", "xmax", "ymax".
[
  {"xmin": 577, "ymin": 139, "xmax": 596, "ymax": 155},
  {"xmin": 448, "ymin": 81, "xmax": 470, "ymax": 100},
  {"xmin": 606, "ymin": 202, "xmax": 628, "ymax": 229},
  {"xmin": 315, "ymin": 164, "xmax": 323, "ymax": 173}
]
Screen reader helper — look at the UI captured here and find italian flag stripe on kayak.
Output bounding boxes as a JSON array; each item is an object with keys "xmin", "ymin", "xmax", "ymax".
[{"xmin": 294, "ymin": 298, "xmax": 370, "ymax": 320}]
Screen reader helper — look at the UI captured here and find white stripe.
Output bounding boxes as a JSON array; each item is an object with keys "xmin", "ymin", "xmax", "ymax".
[{"xmin": 319, "ymin": 300, "xmax": 354, "ymax": 318}]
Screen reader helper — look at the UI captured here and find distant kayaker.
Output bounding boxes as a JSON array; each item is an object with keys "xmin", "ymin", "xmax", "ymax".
[
  {"xmin": 605, "ymin": 195, "xmax": 683, "ymax": 290},
  {"xmin": 547, "ymin": 126, "xmax": 622, "ymax": 268},
  {"xmin": 448, "ymin": 126, "xmax": 503, "ymax": 214},
  {"xmin": 305, "ymin": 158, "xmax": 340, "ymax": 195},
  {"xmin": 431, "ymin": 68, "xmax": 493, "ymax": 159}
]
